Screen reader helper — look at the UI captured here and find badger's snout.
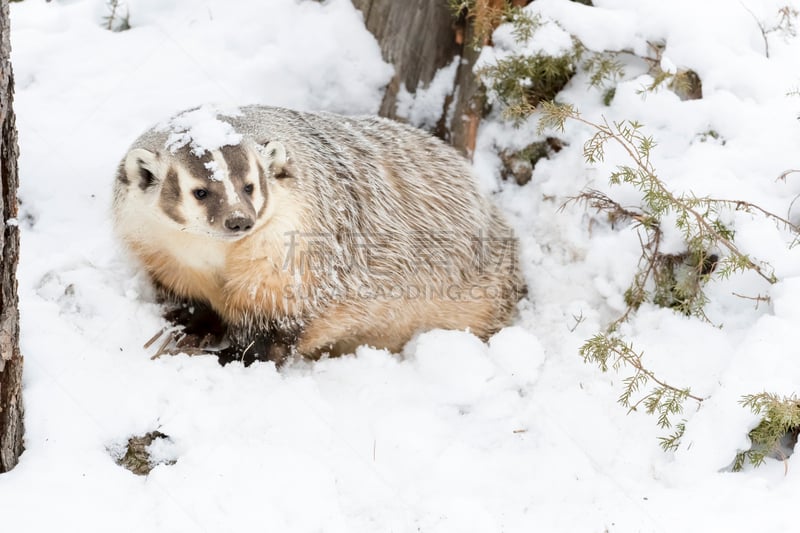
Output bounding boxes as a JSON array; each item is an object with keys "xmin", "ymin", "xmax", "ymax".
[{"xmin": 224, "ymin": 215, "xmax": 254, "ymax": 233}]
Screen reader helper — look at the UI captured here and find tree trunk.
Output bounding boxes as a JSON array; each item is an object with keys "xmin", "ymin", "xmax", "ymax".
[
  {"xmin": 353, "ymin": 0, "xmax": 514, "ymax": 159},
  {"xmin": 352, "ymin": 0, "xmax": 460, "ymax": 122},
  {"xmin": 0, "ymin": 0, "xmax": 23, "ymax": 474},
  {"xmin": 448, "ymin": 12, "xmax": 486, "ymax": 159}
]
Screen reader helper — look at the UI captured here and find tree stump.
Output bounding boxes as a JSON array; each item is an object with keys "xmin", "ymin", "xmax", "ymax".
[
  {"xmin": 351, "ymin": 0, "xmax": 460, "ymax": 122},
  {"xmin": 353, "ymin": 0, "xmax": 514, "ymax": 158},
  {"xmin": 0, "ymin": 0, "xmax": 24, "ymax": 474}
]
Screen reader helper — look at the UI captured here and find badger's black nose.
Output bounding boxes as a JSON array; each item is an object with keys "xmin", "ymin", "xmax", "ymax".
[{"xmin": 224, "ymin": 216, "xmax": 254, "ymax": 232}]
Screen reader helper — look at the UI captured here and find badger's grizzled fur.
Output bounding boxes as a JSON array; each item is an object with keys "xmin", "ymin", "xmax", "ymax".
[{"xmin": 113, "ymin": 105, "xmax": 523, "ymax": 362}]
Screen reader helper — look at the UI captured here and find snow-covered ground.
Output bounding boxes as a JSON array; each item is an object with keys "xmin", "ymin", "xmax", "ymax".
[{"xmin": 3, "ymin": 0, "xmax": 800, "ymax": 531}]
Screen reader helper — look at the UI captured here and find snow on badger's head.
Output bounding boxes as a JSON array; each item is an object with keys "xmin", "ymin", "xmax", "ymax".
[
  {"xmin": 161, "ymin": 105, "xmax": 244, "ymax": 159},
  {"xmin": 116, "ymin": 105, "xmax": 288, "ymax": 242}
]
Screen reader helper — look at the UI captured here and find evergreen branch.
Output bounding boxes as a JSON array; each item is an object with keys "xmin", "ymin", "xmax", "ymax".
[
  {"xmin": 560, "ymin": 111, "xmax": 779, "ymax": 285},
  {"xmin": 689, "ymin": 197, "xmax": 800, "ymax": 238},
  {"xmin": 580, "ymin": 334, "xmax": 705, "ymax": 404},
  {"xmin": 734, "ymin": 393, "xmax": 800, "ymax": 471},
  {"xmin": 501, "ymin": 15, "xmax": 799, "ymax": 464},
  {"xmin": 581, "ymin": 334, "xmax": 702, "ymax": 448},
  {"xmin": 659, "ymin": 421, "xmax": 686, "ymax": 451}
]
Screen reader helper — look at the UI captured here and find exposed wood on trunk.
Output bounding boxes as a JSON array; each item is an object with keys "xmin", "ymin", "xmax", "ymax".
[
  {"xmin": 449, "ymin": 0, "xmax": 509, "ymax": 157},
  {"xmin": 351, "ymin": 0, "xmax": 460, "ymax": 121},
  {"xmin": 448, "ymin": 17, "xmax": 485, "ymax": 158},
  {"xmin": 0, "ymin": 0, "xmax": 24, "ymax": 474},
  {"xmin": 353, "ymin": 0, "xmax": 524, "ymax": 158}
]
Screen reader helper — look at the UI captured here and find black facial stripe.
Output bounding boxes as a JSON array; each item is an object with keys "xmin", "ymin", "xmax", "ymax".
[
  {"xmin": 220, "ymin": 145, "xmax": 250, "ymax": 182},
  {"xmin": 234, "ymin": 174, "xmax": 256, "ymax": 215},
  {"xmin": 160, "ymin": 168, "xmax": 185, "ymax": 224},
  {"xmin": 205, "ymin": 196, "xmax": 223, "ymax": 224},
  {"xmin": 221, "ymin": 146, "xmax": 260, "ymax": 218},
  {"xmin": 182, "ymin": 149, "xmax": 215, "ymax": 182},
  {"xmin": 198, "ymin": 179, "xmax": 229, "ymax": 224},
  {"xmin": 179, "ymin": 148, "xmax": 224, "ymax": 223}
]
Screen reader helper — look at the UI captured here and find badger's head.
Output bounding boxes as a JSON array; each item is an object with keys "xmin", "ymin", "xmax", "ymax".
[{"xmin": 120, "ymin": 140, "xmax": 288, "ymax": 241}]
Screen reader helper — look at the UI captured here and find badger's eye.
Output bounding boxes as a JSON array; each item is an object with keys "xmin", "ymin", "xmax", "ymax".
[
  {"xmin": 193, "ymin": 189, "xmax": 208, "ymax": 200},
  {"xmin": 243, "ymin": 184, "xmax": 254, "ymax": 195}
]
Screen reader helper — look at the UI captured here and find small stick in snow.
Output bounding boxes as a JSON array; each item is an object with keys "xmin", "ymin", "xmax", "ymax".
[
  {"xmin": 731, "ymin": 292, "xmax": 771, "ymax": 310},
  {"xmin": 776, "ymin": 169, "xmax": 800, "ymax": 181},
  {"xmin": 151, "ymin": 331, "xmax": 177, "ymax": 360},
  {"xmin": 143, "ymin": 327, "xmax": 166, "ymax": 350}
]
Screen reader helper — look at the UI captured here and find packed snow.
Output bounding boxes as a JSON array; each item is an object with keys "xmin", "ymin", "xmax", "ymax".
[{"xmin": 4, "ymin": 0, "xmax": 800, "ymax": 531}]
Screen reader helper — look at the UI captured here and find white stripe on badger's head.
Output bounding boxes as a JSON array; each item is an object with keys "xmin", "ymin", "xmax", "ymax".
[{"xmin": 209, "ymin": 149, "xmax": 243, "ymax": 208}]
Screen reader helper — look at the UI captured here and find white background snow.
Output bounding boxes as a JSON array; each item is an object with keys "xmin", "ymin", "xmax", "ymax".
[{"xmin": 3, "ymin": 0, "xmax": 800, "ymax": 531}]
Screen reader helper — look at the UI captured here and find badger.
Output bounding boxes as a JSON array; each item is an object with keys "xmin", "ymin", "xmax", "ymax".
[{"xmin": 113, "ymin": 105, "xmax": 523, "ymax": 363}]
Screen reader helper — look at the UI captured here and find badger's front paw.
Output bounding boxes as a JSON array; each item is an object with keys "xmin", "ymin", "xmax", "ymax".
[
  {"xmin": 163, "ymin": 301, "xmax": 227, "ymax": 339},
  {"xmin": 145, "ymin": 301, "xmax": 229, "ymax": 359},
  {"xmin": 215, "ymin": 335, "xmax": 294, "ymax": 368}
]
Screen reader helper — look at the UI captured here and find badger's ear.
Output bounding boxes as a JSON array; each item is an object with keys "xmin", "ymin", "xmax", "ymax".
[
  {"xmin": 124, "ymin": 148, "xmax": 161, "ymax": 191},
  {"xmin": 261, "ymin": 141, "xmax": 288, "ymax": 178}
]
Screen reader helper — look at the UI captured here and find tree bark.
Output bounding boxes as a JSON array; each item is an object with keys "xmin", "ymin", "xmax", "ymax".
[
  {"xmin": 352, "ymin": 0, "xmax": 514, "ymax": 158},
  {"xmin": 448, "ymin": 14, "xmax": 485, "ymax": 159},
  {"xmin": 352, "ymin": 0, "xmax": 460, "ymax": 121},
  {"xmin": 0, "ymin": 0, "xmax": 23, "ymax": 474}
]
